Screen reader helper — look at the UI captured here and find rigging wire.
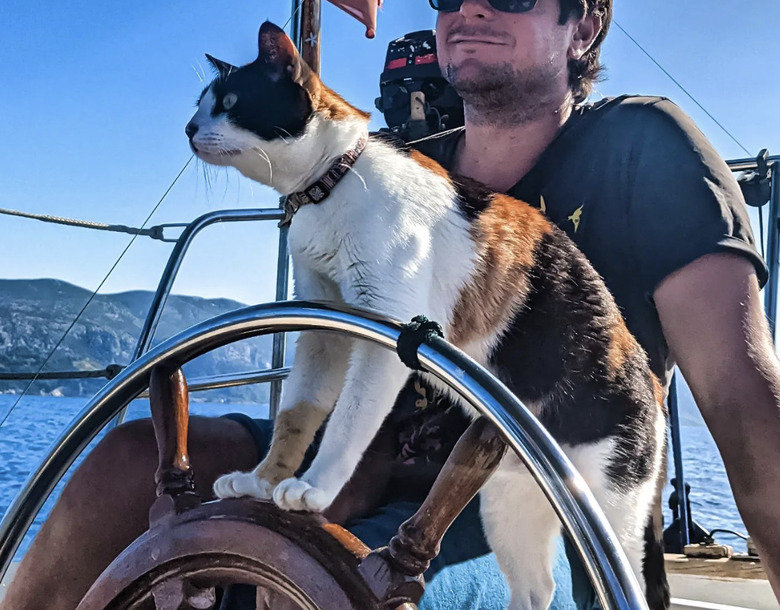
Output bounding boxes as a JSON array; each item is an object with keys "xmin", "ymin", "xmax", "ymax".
[
  {"xmin": 3, "ymin": 14, "xmax": 768, "ymax": 422},
  {"xmin": 2, "ymin": 4, "xmax": 304, "ymax": 425},
  {"xmin": 614, "ymin": 22, "xmax": 773, "ymax": 536},
  {"xmin": 284, "ymin": 0, "xmax": 305, "ymax": 31},
  {"xmin": 0, "ymin": 155, "xmax": 194, "ymax": 428},
  {"xmin": 613, "ymin": 20, "xmax": 766, "ymax": 258},
  {"xmin": 612, "ymin": 20, "xmax": 752, "ymax": 159}
]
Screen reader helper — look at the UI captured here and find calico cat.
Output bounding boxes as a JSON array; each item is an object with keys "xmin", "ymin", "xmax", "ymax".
[{"xmin": 186, "ymin": 21, "xmax": 667, "ymax": 610}]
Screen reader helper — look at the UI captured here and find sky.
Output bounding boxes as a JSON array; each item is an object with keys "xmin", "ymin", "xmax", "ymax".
[{"xmin": 0, "ymin": 0, "xmax": 778, "ymax": 306}]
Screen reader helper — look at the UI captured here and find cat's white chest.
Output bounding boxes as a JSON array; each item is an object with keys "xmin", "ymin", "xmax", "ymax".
[{"xmin": 287, "ymin": 205, "xmax": 352, "ymax": 279}]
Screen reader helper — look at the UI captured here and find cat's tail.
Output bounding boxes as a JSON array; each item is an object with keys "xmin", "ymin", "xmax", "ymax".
[{"xmin": 643, "ymin": 471, "xmax": 671, "ymax": 609}]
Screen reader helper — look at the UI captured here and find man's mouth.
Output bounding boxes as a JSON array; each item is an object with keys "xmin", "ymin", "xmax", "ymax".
[
  {"xmin": 448, "ymin": 28, "xmax": 509, "ymax": 46},
  {"xmin": 450, "ymin": 36, "xmax": 505, "ymax": 45}
]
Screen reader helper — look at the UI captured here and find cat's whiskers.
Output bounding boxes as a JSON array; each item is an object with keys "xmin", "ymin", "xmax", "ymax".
[
  {"xmin": 274, "ymin": 127, "xmax": 293, "ymax": 144},
  {"xmin": 254, "ymin": 147, "xmax": 274, "ymax": 183},
  {"xmin": 346, "ymin": 166, "xmax": 368, "ymax": 191},
  {"xmin": 191, "ymin": 63, "xmax": 205, "ymax": 83},
  {"xmin": 198, "ymin": 159, "xmax": 214, "ymax": 198}
]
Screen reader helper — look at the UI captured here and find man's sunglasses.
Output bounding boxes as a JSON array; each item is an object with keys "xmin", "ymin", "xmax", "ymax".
[{"xmin": 428, "ymin": 0, "xmax": 538, "ymax": 13}]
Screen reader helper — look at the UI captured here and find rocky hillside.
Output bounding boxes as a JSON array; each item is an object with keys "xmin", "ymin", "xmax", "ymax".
[{"xmin": 0, "ymin": 279, "xmax": 273, "ymax": 402}]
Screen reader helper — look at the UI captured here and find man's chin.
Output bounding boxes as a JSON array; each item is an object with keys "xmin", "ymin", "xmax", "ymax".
[{"xmin": 446, "ymin": 59, "xmax": 514, "ymax": 93}]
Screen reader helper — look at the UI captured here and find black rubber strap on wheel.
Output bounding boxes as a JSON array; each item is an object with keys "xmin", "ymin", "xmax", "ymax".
[{"xmin": 396, "ymin": 316, "xmax": 444, "ymax": 370}]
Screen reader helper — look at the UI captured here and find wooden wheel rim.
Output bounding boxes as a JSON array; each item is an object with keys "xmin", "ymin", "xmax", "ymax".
[{"xmin": 76, "ymin": 498, "xmax": 378, "ymax": 610}]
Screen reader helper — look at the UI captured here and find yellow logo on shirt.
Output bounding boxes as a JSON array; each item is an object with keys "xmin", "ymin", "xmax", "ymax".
[{"xmin": 568, "ymin": 205, "xmax": 584, "ymax": 233}]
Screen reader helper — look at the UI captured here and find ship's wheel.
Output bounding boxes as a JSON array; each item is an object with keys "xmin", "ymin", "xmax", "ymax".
[
  {"xmin": 75, "ymin": 363, "xmax": 502, "ymax": 610},
  {"xmin": 75, "ymin": 496, "xmax": 396, "ymax": 610}
]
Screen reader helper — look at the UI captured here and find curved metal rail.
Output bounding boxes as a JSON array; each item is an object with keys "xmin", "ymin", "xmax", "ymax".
[
  {"xmin": 132, "ymin": 208, "xmax": 285, "ymax": 359},
  {"xmin": 0, "ymin": 301, "xmax": 646, "ymax": 609}
]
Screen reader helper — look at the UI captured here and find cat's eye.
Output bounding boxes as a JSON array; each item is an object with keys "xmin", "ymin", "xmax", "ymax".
[{"xmin": 223, "ymin": 93, "xmax": 238, "ymax": 110}]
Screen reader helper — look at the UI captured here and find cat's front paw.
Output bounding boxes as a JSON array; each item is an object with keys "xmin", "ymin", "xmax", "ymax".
[
  {"xmin": 272, "ymin": 477, "xmax": 331, "ymax": 513},
  {"xmin": 213, "ymin": 470, "xmax": 275, "ymax": 500}
]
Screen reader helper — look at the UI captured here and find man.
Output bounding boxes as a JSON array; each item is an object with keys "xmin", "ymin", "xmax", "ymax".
[
  {"xmin": 3, "ymin": 0, "xmax": 779, "ymax": 609},
  {"xmin": 417, "ymin": 0, "xmax": 780, "ymax": 607}
]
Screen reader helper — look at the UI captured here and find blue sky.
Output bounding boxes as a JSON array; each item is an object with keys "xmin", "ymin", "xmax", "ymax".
[{"xmin": 1, "ymin": 0, "xmax": 777, "ymax": 306}]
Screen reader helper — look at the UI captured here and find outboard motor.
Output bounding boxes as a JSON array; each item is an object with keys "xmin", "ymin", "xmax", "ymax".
[{"xmin": 375, "ymin": 30, "xmax": 464, "ymax": 142}]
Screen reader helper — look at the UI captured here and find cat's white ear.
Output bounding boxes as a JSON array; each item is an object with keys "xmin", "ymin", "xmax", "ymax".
[{"xmin": 205, "ymin": 54, "xmax": 237, "ymax": 79}]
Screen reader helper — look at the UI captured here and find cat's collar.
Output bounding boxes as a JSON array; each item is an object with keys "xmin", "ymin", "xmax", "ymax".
[{"xmin": 279, "ymin": 134, "xmax": 368, "ymax": 228}]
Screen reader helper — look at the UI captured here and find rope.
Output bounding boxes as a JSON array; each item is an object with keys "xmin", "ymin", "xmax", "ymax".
[
  {"xmin": 0, "ymin": 364, "xmax": 123, "ymax": 381},
  {"xmin": 707, "ymin": 528, "xmax": 749, "ymax": 542},
  {"xmin": 396, "ymin": 316, "xmax": 444, "ymax": 370},
  {"xmin": 0, "ymin": 207, "xmax": 168, "ymax": 241},
  {"xmin": 0, "ymin": 155, "xmax": 194, "ymax": 427}
]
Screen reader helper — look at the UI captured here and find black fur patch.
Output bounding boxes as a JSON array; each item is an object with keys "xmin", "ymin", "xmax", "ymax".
[
  {"xmin": 207, "ymin": 63, "xmax": 312, "ymax": 141},
  {"xmin": 644, "ymin": 506, "xmax": 671, "ymax": 610},
  {"xmin": 369, "ymin": 131, "xmax": 412, "ymax": 152},
  {"xmin": 484, "ymin": 227, "xmax": 661, "ymax": 490},
  {"xmin": 453, "ymin": 176, "xmax": 496, "ymax": 221}
]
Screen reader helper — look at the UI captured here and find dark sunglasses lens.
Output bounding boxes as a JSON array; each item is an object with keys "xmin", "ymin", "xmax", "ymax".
[
  {"xmin": 429, "ymin": 0, "xmax": 537, "ymax": 12},
  {"xmin": 429, "ymin": 0, "xmax": 463, "ymax": 12},
  {"xmin": 491, "ymin": 0, "xmax": 537, "ymax": 11}
]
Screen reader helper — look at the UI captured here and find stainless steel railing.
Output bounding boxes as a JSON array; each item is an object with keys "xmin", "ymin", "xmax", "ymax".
[{"xmin": 0, "ymin": 302, "xmax": 646, "ymax": 609}]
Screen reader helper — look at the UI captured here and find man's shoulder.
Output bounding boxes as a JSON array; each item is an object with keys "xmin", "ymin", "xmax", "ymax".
[{"xmin": 582, "ymin": 95, "xmax": 697, "ymax": 136}]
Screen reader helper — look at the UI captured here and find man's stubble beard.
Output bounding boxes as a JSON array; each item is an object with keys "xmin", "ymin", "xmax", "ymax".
[{"xmin": 445, "ymin": 61, "xmax": 562, "ymax": 127}]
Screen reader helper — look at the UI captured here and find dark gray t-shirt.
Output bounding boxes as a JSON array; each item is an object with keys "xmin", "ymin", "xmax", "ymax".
[
  {"xmin": 414, "ymin": 95, "xmax": 768, "ymax": 388},
  {"xmin": 387, "ymin": 96, "xmax": 767, "ymax": 497}
]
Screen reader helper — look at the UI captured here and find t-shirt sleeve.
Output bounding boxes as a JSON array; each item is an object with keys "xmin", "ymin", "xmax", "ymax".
[{"xmin": 624, "ymin": 99, "xmax": 768, "ymax": 295}]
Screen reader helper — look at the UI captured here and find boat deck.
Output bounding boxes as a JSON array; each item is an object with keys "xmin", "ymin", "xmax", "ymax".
[
  {"xmin": 1, "ymin": 555, "xmax": 776, "ymax": 608},
  {"xmin": 666, "ymin": 553, "xmax": 778, "ymax": 610}
]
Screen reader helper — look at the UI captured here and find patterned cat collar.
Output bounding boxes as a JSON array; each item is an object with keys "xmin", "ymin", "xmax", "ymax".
[{"xmin": 279, "ymin": 134, "xmax": 368, "ymax": 228}]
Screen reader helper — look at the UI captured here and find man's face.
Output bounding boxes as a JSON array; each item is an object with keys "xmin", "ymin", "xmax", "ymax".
[{"xmin": 436, "ymin": 0, "xmax": 580, "ymax": 118}]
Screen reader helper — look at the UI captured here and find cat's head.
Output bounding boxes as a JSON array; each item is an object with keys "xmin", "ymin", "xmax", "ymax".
[{"xmin": 186, "ymin": 21, "xmax": 369, "ymax": 191}]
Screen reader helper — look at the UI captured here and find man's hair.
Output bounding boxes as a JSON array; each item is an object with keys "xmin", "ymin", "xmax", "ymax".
[{"xmin": 558, "ymin": 0, "xmax": 612, "ymax": 104}]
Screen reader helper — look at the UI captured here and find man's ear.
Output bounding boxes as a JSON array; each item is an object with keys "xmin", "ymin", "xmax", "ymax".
[
  {"xmin": 568, "ymin": 13, "xmax": 602, "ymax": 59},
  {"xmin": 256, "ymin": 21, "xmax": 314, "ymax": 88}
]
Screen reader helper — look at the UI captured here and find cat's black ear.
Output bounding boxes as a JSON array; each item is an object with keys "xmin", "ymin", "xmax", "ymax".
[
  {"xmin": 205, "ymin": 54, "xmax": 237, "ymax": 79},
  {"xmin": 256, "ymin": 21, "xmax": 308, "ymax": 83},
  {"xmin": 257, "ymin": 21, "xmax": 296, "ymax": 64}
]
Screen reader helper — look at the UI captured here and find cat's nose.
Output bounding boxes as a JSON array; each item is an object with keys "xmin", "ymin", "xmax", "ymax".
[{"xmin": 185, "ymin": 122, "xmax": 198, "ymax": 138}]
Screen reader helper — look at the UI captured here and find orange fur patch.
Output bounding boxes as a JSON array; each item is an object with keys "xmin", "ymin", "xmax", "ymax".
[
  {"xmin": 409, "ymin": 150, "xmax": 452, "ymax": 181},
  {"xmin": 301, "ymin": 69, "xmax": 369, "ymax": 121},
  {"xmin": 294, "ymin": 56, "xmax": 370, "ymax": 122},
  {"xmin": 316, "ymin": 83, "xmax": 370, "ymax": 121},
  {"xmin": 652, "ymin": 376, "xmax": 667, "ymax": 413},
  {"xmin": 606, "ymin": 321, "xmax": 638, "ymax": 378},
  {"xmin": 261, "ymin": 402, "xmax": 328, "ymax": 483},
  {"xmin": 450, "ymin": 194, "xmax": 552, "ymax": 346}
]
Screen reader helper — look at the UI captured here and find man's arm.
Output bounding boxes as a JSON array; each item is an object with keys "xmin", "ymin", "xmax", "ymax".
[{"xmin": 655, "ymin": 251, "xmax": 780, "ymax": 600}]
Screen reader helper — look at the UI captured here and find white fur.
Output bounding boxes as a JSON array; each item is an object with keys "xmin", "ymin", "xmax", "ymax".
[
  {"xmin": 190, "ymin": 92, "xmax": 662, "ymax": 609},
  {"xmin": 192, "ymin": 95, "xmax": 479, "ymax": 509}
]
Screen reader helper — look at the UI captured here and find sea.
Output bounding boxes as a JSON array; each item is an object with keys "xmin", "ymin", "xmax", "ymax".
[{"xmin": 0, "ymin": 393, "xmax": 749, "ymax": 561}]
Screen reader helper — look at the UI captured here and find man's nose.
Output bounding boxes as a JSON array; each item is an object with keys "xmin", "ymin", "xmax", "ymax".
[
  {"xmin": 459, "ymin": 0, "xmax": 493, "ymax": 18},
  {"xmin": 185, "ymin": 122, "xmax": 198, "ymax": 138}
]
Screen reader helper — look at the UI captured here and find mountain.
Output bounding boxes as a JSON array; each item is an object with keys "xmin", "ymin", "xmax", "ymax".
[
  {"xmin": 0, "ymin": 278, "xmax": 708, "ymax": 424},
  {"xmin": 0, "ymin": 279, "xmax": 273, "ymax": 403}
]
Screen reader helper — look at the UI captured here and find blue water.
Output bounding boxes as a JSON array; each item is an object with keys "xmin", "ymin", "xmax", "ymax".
[{"xmin": 0, "ymin": 395, "xmax": 748, "ymax": 560}]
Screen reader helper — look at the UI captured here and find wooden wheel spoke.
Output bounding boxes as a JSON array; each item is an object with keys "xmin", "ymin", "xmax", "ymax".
[
  {"xmin": 148, "ymin": 365, "xmax": 200, "ymax": 527},
  {"xmin": 78, "ymin": 372, "xmax": 506, "ymax": 610}
]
